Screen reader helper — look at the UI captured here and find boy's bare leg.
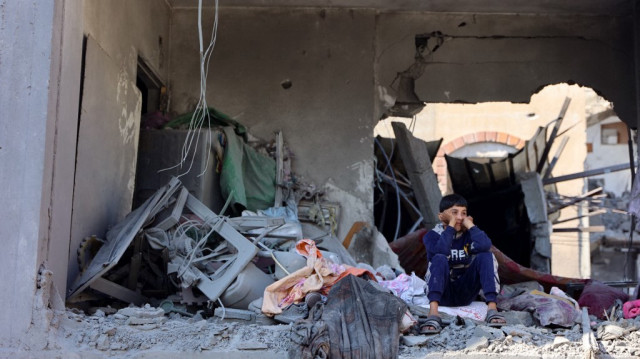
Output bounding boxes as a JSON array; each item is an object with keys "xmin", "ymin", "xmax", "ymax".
[{"xmin": 429, "ymin": 301, "xmax": 439, "ymax": 317}]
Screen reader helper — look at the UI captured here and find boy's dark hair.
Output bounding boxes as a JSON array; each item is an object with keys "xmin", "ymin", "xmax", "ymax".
[{"xmin": 439, "ymin": 194, "xmax": 468, "ymax": 212}]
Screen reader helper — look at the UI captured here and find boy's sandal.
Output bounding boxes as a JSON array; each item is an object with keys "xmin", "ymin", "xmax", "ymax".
[
  {"xmin": 419, "ymin": 315, "xmax": 443, "ymax": 334},
  {"xmin": 485, "ymin": 309, "xmax": 506, "ymax": 327}
]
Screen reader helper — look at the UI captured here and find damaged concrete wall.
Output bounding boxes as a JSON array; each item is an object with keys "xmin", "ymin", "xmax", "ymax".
[
  {"xmin": 169, "ymin": 7, "xmax": 634, "ymax": 243},
  {"xmin": 169, "ymin": 7, "xmax": 377, "ymax": 240},
  {"xmin": 375, "ymin": 12, "xmax": 635, "ymax": 125},
  {"xmin": 0, "ymin": 0, "xmax": 57, "ymax": 345},
  {"xmin": 586, "ymin": 116, "xmax": 635, "ymax": 197},
  {"xmin": 47, "ymin": 0, "xmax": 84, "ymax": 307},
  {"xmin": 66, "ymin": 0, "xmax": 171, "ymax": 293}
]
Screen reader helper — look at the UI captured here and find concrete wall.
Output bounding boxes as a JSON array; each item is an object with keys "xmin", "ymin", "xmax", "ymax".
[
  {"xmin": 375, "ymin": 11, "xmax": 635, "ymax": 126},
  {"xmin": 66, "ymin": 0, "xmax": 171, "ymax": 292},
  {"xmin": 47, "ymin": 0, "xmax": 84, "ymax": 307},
  {"xmin": 0, "ymin": 0, "xmax": 57, "ymax": 345},
  {"xmin": 586, "ymin": 117, "xmax": 636, "ymax": 197},
  {"xmin": 169, "ymin": 7, "xmax": 635, "ymax": 243},
  {"xmin": 169, "ymin": 7, "xmax": 378, "ymax": 239},
  {"xmin": 375, "ymin": 84, "xmax": 591, "ymax": 278}
]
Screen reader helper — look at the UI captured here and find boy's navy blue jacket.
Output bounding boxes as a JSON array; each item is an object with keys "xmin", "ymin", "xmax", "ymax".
[{"xmin": 422, "ymin": 223, "xmax": 492, "ymax": 280}]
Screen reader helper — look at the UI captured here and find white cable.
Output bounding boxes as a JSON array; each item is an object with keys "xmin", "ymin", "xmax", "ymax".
[
  {"xmin": 217, "ymin": 298, "xmax": 225, "ymax": 320},
  {"xmin": 161, "ymin": 0, "xmax": 219, "ymax": 178}
]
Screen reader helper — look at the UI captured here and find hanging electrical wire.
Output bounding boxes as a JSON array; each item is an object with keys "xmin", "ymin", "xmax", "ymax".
[
  {"xmin": 375, "ymin": 137, "xmax": 402, "ymax": 241},
  {"xmin": 161, "ymin": 0, "xmax": 220, "ymax": 178}
]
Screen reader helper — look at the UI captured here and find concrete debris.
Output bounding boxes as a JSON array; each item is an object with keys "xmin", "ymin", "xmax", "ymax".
[
  {"xmin": 236, "ymin": 341, "xmax": 270, "ymax": 350},
  {"xmin": 346, "ymin": 223, "xmax": 403, "ymax": 272},
  {"xmin": 596, "ymin": 323, "xmax": 625, "ymax": 340},
  {"xmin": 117, "ymin": 304, "xmax": 165, "ymax": 319},
  {"xmin": 465, "ymin": 336, "xmax": 489, "ymax": 351},
  {"xmin": 473, "ymin": 325, "xmax": 505, "ymax": 340},
  {"xmin": 400, "ymin": 335, "xmax": 429, "ymax": 346},
  {"xmin": 500, "ymin": 325, "xmax": 534, "ymax": 339},
  {"xmin": 18, "ymin": 303, "xmax": 640, "ymax": 358},
  {"xmin": 552, "ymin": 336, "xmax": 570, "ymax": 348},
  {"xmin": 501, "ymin": 310, "xmax": 535, "ymax": 326}
]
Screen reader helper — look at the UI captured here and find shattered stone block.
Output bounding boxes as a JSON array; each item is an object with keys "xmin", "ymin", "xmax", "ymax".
[
  {"xmin": 473, "ymin": 326, "xmax": 505, "ymax": 340},
  {"xmin": 501, "ymin": 325, "xmax": 533, "ymax": 340},
  {"xmin": 465, "ymin": 336, "xmax": 489, "ymax": 351},
  {"xmin": 117, "ymin": 304, "xmax": 165, "ymax": 319},
  {"xmin": 501, "ymin": 310, "xmax": 535, "ymax": 326},
  {"xmin": 552, "ymin": 336, "xmax": 570, "ymax": 348}
]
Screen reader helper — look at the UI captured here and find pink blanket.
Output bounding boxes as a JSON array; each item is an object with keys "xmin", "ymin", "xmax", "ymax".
[{"xmin": 623, "ymin": 299, "xmax": 640, "ymax": 319}]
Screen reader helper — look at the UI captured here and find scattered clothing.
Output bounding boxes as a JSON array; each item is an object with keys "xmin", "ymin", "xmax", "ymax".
[
  {"xmin": 433, "ymin": 301, "xmax": 488, "ymax": 321},
  {"xmin": 378, "ymin": 273, "xmax": 429, "ymax": 306},
  {"xmin": 498, "ymin": 290, "xmax": 580, "ymax": 327},
  {"xmin": 262, "ymin": 239, "xmax": 374, "ymax": 316},
  {"xmin": 622, "ymin": 299, "xmax": 640, "ymax": 319},
  {"xmin": 490, "ymin": 246, "xmax": 587, "ymax": 293},
  {"xmin": 578, "ymin": 280, "xmax": 630, "ymax": 319}
]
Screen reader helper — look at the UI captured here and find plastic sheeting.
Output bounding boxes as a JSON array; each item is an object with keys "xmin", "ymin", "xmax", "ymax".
[
  {"xmin": 220, "ymin": 126, "xmax": 276, "ymax": 213},
  {"xmin": 290, "ymin": 275, "xmax": 407, "ymax": 359}
]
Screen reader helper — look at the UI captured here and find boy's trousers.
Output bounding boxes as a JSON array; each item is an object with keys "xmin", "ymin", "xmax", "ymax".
[{"xmin": 425, "ymin": 252, "xmax": 500, "ymax": 306}]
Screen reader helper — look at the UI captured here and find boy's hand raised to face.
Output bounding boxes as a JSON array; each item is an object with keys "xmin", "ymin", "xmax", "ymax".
[
  {"xmin": 438, "ymin": 211, "xmax": 456, "ymax": 227},
  {"xmin": 462, "ymin": 216, "xmax": 475, "ymax": 230}
]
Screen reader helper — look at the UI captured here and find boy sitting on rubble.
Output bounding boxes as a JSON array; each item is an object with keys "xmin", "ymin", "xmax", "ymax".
[{"xmin": 420, "ymin": 194, "xmax": 506, "ymax": 334}]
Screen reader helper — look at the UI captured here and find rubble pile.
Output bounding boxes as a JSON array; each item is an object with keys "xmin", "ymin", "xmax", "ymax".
[
  {"xmin": 48, "ymin": 301, "xmax": 640, "ymax": 358},
  {"xmin": 54, "ymin": 112, "xmax": 640, "ymax": 358},
  {"xmin": 399, "ymin": 313, "xmax": 640, "ymax": 358},
  {"xmin": 58, "ymin": 306, "xmax": 292, "ymax": 354}
]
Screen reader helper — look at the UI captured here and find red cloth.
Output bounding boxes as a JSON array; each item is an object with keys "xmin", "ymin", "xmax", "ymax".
[
  {"xmin": 578, "ymin": 280, "xmax": 630, "ymax": 319},
  {"xmin": 623, "ymin": 299, "xmax": 640, "ymax": 319}
]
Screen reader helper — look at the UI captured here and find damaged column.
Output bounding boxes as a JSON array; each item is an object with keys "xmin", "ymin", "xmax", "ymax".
[{"xmin": 518, "ymin": 172, "xmax": 552, "ymax": 273}]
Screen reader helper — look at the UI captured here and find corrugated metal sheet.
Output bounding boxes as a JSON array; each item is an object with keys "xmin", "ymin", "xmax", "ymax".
[{"xmin": 446, "ymin": 126, "xmax": 548, "ymax": 197}]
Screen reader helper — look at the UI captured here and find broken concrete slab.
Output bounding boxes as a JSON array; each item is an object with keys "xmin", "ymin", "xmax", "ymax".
[
  {"xmin": 501, "ymin": 310, "xmax": 535, "ymax": 327},
  {"xmin": 552, "ymin": 336, "xmax": 570, "ymax": 348},
  {"xmin": 117, "ymin": 305, "xmax": 165, "ymax": 319},
  {"xmin": 597, "ymin": 323, "xmax": 625, "ymax": 340},
  {"xmin": 346, "ymin": 224, "xmax": 402, "ymax": 271},
  {"xmin": 465, "ymin": 336, "xmax": 489, "ymax": 351},
  {"xmin": 501, "ymin": 325, "xmax": 534, "ymax": 339},
  {"xmin": 236, "ymin": 341, "xmax": 269, "ymax": 350},
  {"xmin": 473, "ymin": 326, "xmax": 505, "ymax": 341},
  {"xmin": 391, "ymin": 121, "xmax": 441, "ymax": 231}
]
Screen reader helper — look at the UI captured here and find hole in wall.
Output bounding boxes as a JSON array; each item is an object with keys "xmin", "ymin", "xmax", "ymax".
[
  {"xmin": 281, "ymin": 79, "xmax": 292, "ymax": 90},
  {"xmin": 373, "ymin": 83, "xmax": 635, "ymax": 277}
]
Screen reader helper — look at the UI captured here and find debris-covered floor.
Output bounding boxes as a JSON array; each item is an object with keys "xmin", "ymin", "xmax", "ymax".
[
  {"xmin": 29, "ymin": 105, "xmax": 637, "ymax": 359},
  {"xmin": 32, "ymin": 303, "xmax": 640, "ymax": 358}
]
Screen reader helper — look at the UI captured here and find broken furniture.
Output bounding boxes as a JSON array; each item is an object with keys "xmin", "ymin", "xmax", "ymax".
[{"xmin": 68, "ymin": 177, "xmax": 261, "ymax": 308}]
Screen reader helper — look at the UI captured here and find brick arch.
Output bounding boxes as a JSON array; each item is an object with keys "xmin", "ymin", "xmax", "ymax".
[{"xmin": 434, "ymin": 131, "xmax": 526, "ymax": 194}]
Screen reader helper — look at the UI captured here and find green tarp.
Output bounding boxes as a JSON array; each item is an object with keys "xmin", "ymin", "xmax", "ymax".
[{"xmin": 220, "ymin": 126, "xmax": 276, "ymax": 213}]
